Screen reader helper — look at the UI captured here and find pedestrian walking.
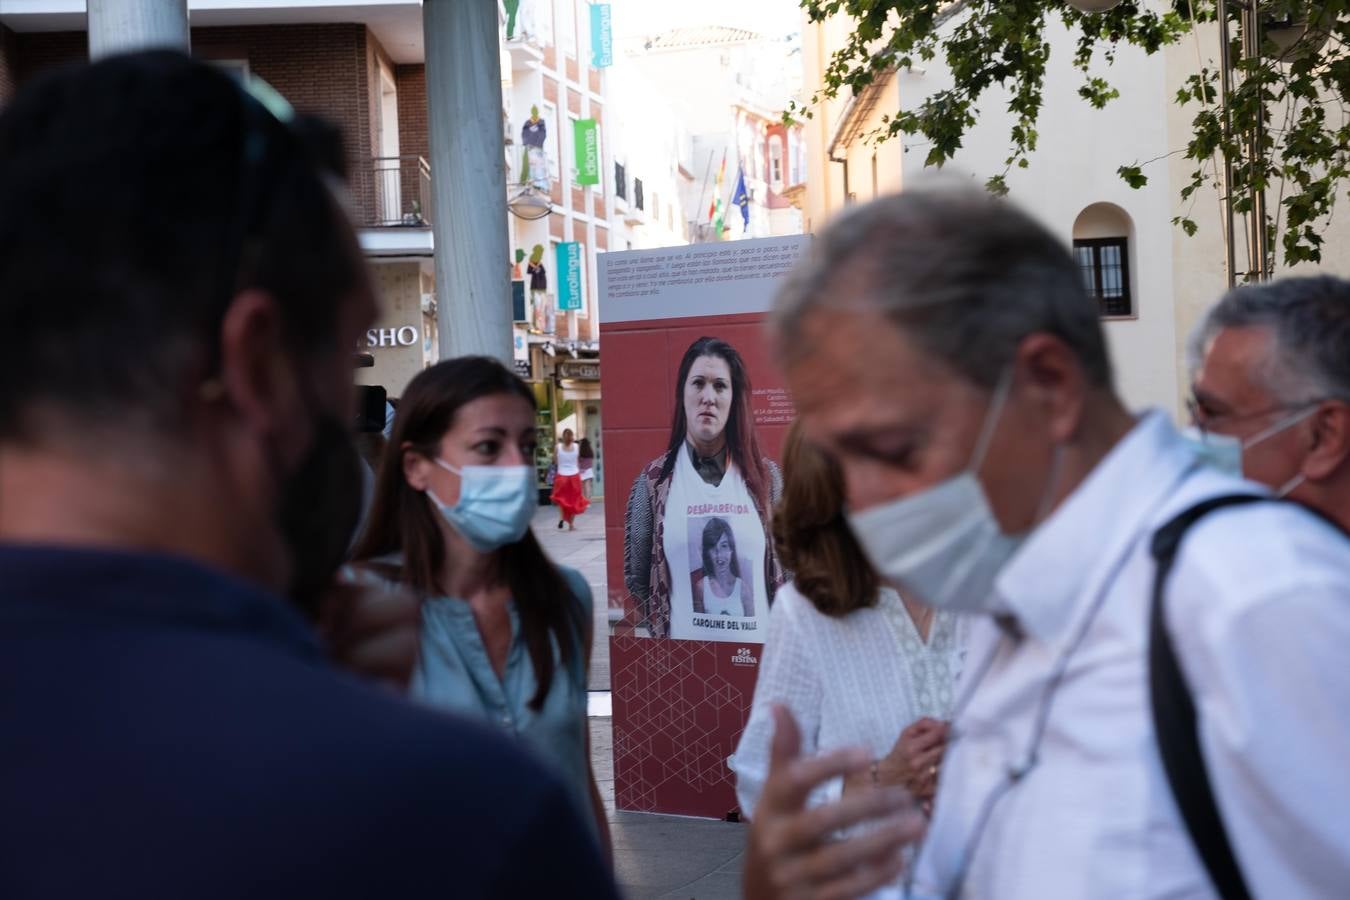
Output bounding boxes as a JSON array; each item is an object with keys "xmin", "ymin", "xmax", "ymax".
[
  {"xmin": 0, "ymin": 52, "xmax": 617, "ymax": 900},
  {"xmin": 579, "ymin": 436, "xmax": 597, "ymax": 499},
  {"xmin": 348, "ymin": 358, "xmax": 611, "ymax": 855},
  {"xmin": 552, "ymin": 428, "xmax": 589, "ymax": 530},
  {"xmin": 731, "ymin": 421, "xmax": 970, "ymax": 835},
  {"xmin": 742, "ymin": 187, "xmax": 1350, "ymax": 900}
]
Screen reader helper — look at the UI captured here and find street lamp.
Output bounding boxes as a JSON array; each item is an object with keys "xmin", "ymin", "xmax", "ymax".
[{"xmin": 507, "ymin": 184, "xmax": 554, "ymax": 220}]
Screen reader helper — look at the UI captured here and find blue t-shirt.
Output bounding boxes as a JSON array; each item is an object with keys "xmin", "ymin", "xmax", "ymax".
[{"xmin": 0, "ymin": 545, "xmax": 617, "ymax": 900}]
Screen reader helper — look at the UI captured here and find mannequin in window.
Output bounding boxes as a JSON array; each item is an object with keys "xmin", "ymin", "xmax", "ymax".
[{"xmin": 521, "ymin": 106, "xmax": 549, "ymax": 191}]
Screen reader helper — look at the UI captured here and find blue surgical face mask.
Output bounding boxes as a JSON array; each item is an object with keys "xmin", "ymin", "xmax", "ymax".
[
  {"xmin": 846, "ymin": 370, "xmax": 1061, "ymax": 613},
  {"xmin": 1181, "ymin": 406, "xmax": 1316, "ymax": 495},
  {"xmin": 427, "ymin": 460, "xmax": 537, "ymax": 552}
]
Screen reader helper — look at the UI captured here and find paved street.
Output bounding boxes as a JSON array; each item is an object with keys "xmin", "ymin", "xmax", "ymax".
[{"xmin": 534, "ymin": 498, "xmax": 747, "ymax": 900}]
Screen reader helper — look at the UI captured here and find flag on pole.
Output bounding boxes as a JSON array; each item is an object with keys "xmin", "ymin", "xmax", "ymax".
[
  {"xmin": 731, "ymin": 168, "xmax": 750, "ymax": 229},
  {"xmin": 706, "ymin": 153, "xmax": 726, "ymax": 221},
  {"xmin": 709, "ymin": 152, "xmax": 727, "ymax": 240}
]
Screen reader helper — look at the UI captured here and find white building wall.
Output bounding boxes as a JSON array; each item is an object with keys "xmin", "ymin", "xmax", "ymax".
[
  {"xmin": 897, "ymin": 14, "xmax": 1179, "ymax": 416},
  {"xmin": 607, "ymin": 55, "xmax": 689, "ymax": 250}
]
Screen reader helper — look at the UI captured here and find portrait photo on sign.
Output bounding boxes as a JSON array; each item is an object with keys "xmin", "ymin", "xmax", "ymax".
[
  {"xmin": 687, "ymin": 515, "xmax": 757, "ymax": 633},
  {"xmin": 618, "ymin": 333, "xmax": 784, "ymax": 642},
  {"xmin": 599, "ymin": 235, "xmax": 808, "ymax": 818}
]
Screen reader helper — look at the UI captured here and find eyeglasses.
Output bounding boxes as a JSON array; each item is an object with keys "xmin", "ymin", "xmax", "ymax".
[{"xmin": 1186, "ymin": 394, "xmax": 1324, "ymax": 435}]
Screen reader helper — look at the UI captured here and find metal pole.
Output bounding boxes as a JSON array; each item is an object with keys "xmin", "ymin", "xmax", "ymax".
[
  {"xmin": 87, "ymin": 0, "xmax": 189, "ymax": 59},
  {"xmin": 423, "ymin": 0, "xmax": 512, "ymax": 362},
  {"xmin": 1244, "ymin": 3, "xmax": 1271, "ymax": 280},
  {"xmin": 1218, "ymin": 0, "xmax": 1238, "ymax": 287},
  {"xmin": 694, "ymin": 149, "xmax": 716, "ymax": 241}
]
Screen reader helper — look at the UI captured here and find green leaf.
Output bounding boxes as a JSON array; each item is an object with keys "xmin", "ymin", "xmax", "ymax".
[
  {"xmin": 1171, "ymin": 215, "xmax": 1198, "ymax": 237},
  {"xmin": 801, "ymin": 0, "xmax": 1346, "ymax": 265},
  {"xmin": 1118, "ymin": 165, "xmax": 1148, "ymax": 189}
]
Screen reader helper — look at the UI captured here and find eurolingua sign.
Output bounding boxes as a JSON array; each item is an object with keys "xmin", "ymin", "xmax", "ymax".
[
  {"xmin": 556, "ymin": 241, "xmax": 583, "ymax": 311},
  {"xmin": 590, "ymin": 4, "xmax": 612, "ymax": 68}
]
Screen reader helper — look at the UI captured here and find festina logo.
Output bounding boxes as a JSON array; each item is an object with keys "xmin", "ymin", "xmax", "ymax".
[{"xmin": 730, "ymin": 647, "xmax": 758, "ymax": 666}]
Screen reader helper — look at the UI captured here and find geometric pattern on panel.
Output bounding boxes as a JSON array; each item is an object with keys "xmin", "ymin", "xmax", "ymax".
[{"xmin": 611, "ymin": 634, "xmax": 759, "ymax": 818}]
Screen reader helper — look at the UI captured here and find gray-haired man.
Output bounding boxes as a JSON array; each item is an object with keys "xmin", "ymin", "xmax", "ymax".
[
  {"xmin": 741, "ymin": 189, "xmax": 1350, "ymax": 899},
  {"xmin": 1190, "ymin": 275, "xmax": 1350, "ymax": 533}
]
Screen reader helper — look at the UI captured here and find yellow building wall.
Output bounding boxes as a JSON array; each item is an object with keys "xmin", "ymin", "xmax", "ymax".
[{"xmin": 801, "ymin": 13, "xmax": 904, "ymax": 231}]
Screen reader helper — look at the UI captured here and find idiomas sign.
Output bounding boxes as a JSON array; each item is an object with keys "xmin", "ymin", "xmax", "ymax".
[
  {"xmin": 574, "ymin": 118, "xmax": 599, "ymax": 186},
  {"xmin": 556, "ymin": 241, "xmax": 584, "ymax": 311},
  {"xmin": 362, "ymin": 326, "xmax": 420, "ymax": 349}
]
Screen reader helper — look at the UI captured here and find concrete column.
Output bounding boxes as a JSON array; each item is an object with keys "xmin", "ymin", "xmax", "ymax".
[
  {"xmin": 87, "ymin": 0, "xmax": 190, "ymax": 60},
  {"xmin": 423, "ymin": 0, "xmax": 512, "ymax": 362}
]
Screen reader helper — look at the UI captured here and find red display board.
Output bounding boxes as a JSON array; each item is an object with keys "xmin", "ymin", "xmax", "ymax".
[{"xmin": 598, "ymin": 237, "xmax": 808, "ymax": 818}]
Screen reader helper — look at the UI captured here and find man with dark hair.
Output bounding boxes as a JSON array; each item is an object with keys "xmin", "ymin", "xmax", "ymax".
[
  {"xmin": 0, "ymin": 52, "xmax": 617, "ymax": 899},
  {"xmin": 1190, "ymin": 275, "xmax": 1350, "ymax": 533},
  {"xmin": 741, "ymin": 188, "xmax": 1350, "ymax": 899}
]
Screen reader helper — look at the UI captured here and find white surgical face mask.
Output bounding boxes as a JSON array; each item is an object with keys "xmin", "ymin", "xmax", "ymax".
[
  {"xmin": 1182, "ymin": 405, "xmax": 1315, "ymax": 496},
  {"xmin": 427, "ymin": 460, "xmax": 537, "ymax": 552},
  {"xmin": 846, "ymin": 370, "xmax": 1057, "ymax": 613}
]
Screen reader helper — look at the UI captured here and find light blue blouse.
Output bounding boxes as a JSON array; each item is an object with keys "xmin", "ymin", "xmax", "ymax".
[{"xmin": 409, "ymin": 566, "xmax": 593, "ymax": 822}]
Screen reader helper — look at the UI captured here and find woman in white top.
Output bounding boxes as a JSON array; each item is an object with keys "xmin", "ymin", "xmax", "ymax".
[
  {"xmin": 731, "ymin": 420, "xmax": 970, "ymax": 823},
  {"xmin": 551, "ymin": 428, "xmax": 589, "ymax": 530}
]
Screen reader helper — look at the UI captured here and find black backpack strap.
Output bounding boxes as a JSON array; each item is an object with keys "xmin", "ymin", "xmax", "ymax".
[{"xmin": 1149, "ymin": 494, "xmax": 1267, "ymax": 900}]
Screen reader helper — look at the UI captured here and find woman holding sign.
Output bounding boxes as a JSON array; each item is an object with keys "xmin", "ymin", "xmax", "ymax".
[{"xmin": 623, "ymin": 337, "xmax": 784, "ymax": 640}]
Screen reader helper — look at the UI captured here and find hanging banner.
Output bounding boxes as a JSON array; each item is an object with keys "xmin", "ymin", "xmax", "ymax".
[
  {"xmin": 599, "ymin": 234, "xmax": 810, "ymax": 819},
  {"xmin": 574, "ymin": 118, "xmax": 600, "ymax": 186},
  {"xmin": 590, "ymin": 3, "xmax": 613, "ymax": 68},
  {"xmin": 556, "ymin": 241, "xmax": 584, "ymax": 311}
]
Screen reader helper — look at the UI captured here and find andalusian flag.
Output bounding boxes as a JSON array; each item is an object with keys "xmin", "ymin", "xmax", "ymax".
[{"xmin": 708, "ymin": 151, "xmax": 726, "ymax": 240}]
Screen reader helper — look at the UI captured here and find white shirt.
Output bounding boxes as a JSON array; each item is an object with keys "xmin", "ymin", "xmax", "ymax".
[
  {"xmin": 914, "ymin": 411, "xmax": 1350, "ymax": 899},
  {"xmin": 556, "ymin": 444, "xmax": 580, "ymax": 477},
  {"xmin": 730, "ymin": 582, "xmax": 970, "ymax": 819},
  {"xmin": 662, "ymin": 444, "xmax": 770, "ymax": 642},
  {"xmin": 703, "ymin": 575, "xmax": 744, "ymax": 617}
]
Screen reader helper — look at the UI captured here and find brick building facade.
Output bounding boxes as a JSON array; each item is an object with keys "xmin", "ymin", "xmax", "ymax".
[
  {"xmin": 0, "ymin": 23, "xmax": 425, "ymax": 231},
  {"xmin": 0, "ymin": 14, "xmax": 436, "ymax": 399}
]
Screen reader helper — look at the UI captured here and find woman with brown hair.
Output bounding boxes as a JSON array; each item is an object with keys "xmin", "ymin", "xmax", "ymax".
[
  {"xmin": 729, "ymin": 420, "xmax": 970, "ymax": 826},
  {"xmin": 691, "ymin": 517, "xmax": 755, "ymax": 616},
  {"xmin": 348, "ymin": 357, "xmax": 610, "ymax": 854},
  {"xmin": 622, "ymin": 336, "xmax": 784, "ymax": 640}
]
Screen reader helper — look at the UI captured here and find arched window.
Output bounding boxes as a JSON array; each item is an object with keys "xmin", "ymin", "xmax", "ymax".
[{"xmin": 1072, "ymin": 203, "xmax": 1134, "ymax": 318}]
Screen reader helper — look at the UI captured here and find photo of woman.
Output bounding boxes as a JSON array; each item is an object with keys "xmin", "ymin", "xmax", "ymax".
[
  {"xmin": 622, "ymin": 336, "xmax": 784, "ymax": 641},
  {"xmin": 690, "ymin": 517, "xmax": 755, "ymax": 618}
]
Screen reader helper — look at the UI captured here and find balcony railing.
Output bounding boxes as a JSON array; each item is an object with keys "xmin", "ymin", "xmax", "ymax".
[{"xmin": 352, "ymin": 155, "xmax": 432, "ymax": 228}]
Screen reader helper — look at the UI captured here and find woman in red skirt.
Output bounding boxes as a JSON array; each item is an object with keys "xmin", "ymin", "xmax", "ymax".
[{"xmin": 551, "ymin": 429, "xmax": 589, "ymax": 530}]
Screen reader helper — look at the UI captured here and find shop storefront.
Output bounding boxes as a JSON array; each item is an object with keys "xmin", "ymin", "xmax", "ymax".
[{"xmin": 355, "ymin": 260, "xmax": 437, "ymax": 400}]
